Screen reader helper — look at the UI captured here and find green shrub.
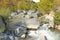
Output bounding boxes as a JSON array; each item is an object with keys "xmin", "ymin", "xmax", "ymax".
[
  {"xmin": 54, "ymin": 11, "xmax": 60, "ymax": 25},
  {"xmin": 0, "ymin": 7, "xmax": 11, "ymax": 19}
]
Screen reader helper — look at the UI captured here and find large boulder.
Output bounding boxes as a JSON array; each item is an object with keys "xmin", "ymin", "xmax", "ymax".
[
  {"xmin": 25, "ymin": 18, "xmax": 40, "ymax": 29},
  {"xmin": 7, "ymin": 10, "xmax": 27, "ymax": 37},
  {"xmin": 24, "ymin": 10, "xmax": 40, "ymax": 29},
  {"xmin": 7, "ymin": 10, "xmax": 41, "ymax": 37},
  {"xmin": 0, "ymin": 16, "xmax": 5, "ymax": 33}
]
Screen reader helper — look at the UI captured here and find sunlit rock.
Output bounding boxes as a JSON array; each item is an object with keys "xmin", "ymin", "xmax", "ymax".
[
  {"xmin": 7, "ymin": 20, "xmax": 27, "ymax": 37},
  {"xmin": 8, "ymin": 10, "xmax": 40, "ymax": 39},
  {"xmin": 25, "ymin": 18, "xmax": 40, "ymax": 29},
  {"xmin": 21, "ymin": 34, "xmax": 26, "ymax": 38},
  {"xmin": 44, "ymin": 13, "xmax": 54, "ymax": 28}
]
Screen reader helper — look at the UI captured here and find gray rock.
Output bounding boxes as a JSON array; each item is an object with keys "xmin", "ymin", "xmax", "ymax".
[
  {"xmin": 25, "ymin": 18, "xmax": 40, "ymax": 29},
  {"xmin": 0, "ymin": 33, "xmax": 11, "ymax": 40},
  {"xmin": 13, "ymin": 21, "xmax": 27, "ymax": 37},
  {"xmin": 7, "ymin": 10, "xmax": 41, "ymax": 37},
  {"xmin": 23, "ymin": 10, "xmax": 40, "ymax": 29},
  {"xmin": 7, "ymin": 19, "xmax": 27, "ymax": 37},
  {"xmin": 0, "ymin": 16, "xmax": 5, "ymax": 33}
]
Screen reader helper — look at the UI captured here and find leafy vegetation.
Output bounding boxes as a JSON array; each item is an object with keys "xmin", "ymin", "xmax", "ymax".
[
  {"xmin": 0, "ymin": 7, "xmax": 11, "ymax": 19},
  {"xmin": 37, "ymin": 0, "xmax": 55, "ymax": 14},
  {"xmin": 0, "ymin": 0, "xmax": 60, "ymax": 25},
  {"xmin": 54, "ymin": 11, "xmax": 60, "ymax": 25}
]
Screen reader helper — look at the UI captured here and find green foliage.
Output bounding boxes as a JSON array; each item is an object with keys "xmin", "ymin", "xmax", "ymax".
[
  {"xmin": 37, "ymin": 0, "xmax": 55, "ymax": 14},
  {"xmin": 54, "ymin": 11, "xmax": 60, "ymax": 25},
  {"xmin": 17, "ymin": 1, "xmax": 37, "ymax": 10},
  {"xmin": 0, "ymin": 7, "xmax": 11, "ymax": 19},
  {"xmin": 17, "ymin": 1, "xmax": 29, "ymax": 10},
  {"xmin": 0, "ymin": 0, "xmax": 60, "ymax": 25}
]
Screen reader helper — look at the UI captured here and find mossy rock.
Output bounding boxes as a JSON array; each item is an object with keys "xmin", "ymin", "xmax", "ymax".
[
  {"xmin": 0, "ymin": 16, "xmax": 6, "ymax": 33},
  {"xmin": 0, "ymin": 27, "xmax": 5, "ymax": 33}
]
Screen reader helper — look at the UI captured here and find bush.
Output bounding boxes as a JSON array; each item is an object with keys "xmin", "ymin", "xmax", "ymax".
[
  {"xmin": 0, "ymin": 7, "xmax": 11, "ymax": 19},
  {"xmin": 54, "ymin": 11, "xmax": 60, "ymax": 25}
]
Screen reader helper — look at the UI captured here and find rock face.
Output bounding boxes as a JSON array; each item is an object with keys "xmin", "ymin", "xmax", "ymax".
[
  {"xmin": 0, "ymin": 16, "xmax": 5, "ymax": 33},
  {"xmin": 24, "ymin": 10, "xmax": 40, "ymax": 29},
  {"xmin": 7, "ymin": 10, "xmax": 41, "ymax": 39},
  {"xmin": 25, "ymin": 18, "xmax": 40, "ymax": 29},
  {"xmin": 44, "ymin": 14, "xmax": 54, "ymax": 28}
]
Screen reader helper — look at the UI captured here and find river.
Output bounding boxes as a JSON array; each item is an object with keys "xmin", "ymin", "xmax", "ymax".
[
  {"xmin": 9, "ymin": 24, "xmax": 60, "ymax": 40},
  {"xmin": 22, "ymin": 29, "xmax": 60, "ymax": 40},
  {"xmin": 49, "ymin": 29, "xmax": 60, "ymax": 40},
  {"xmin": 21, "ymin": 24, "xmax": 60, "ymax": 40}
]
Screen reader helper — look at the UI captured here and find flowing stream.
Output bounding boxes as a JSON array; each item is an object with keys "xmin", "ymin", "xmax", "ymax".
[
  {"xmin": 9, "ymin": 25, "xmax": 60, "ymax": 40},
  {"xmin": 24, "ymin": 24, "xmax": 60, "ymax": 40}
]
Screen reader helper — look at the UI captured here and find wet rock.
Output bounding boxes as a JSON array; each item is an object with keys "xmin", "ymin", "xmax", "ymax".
[
  {"xmin": 38, "ymin": 24, "xmax": 48, "ymax": 30},
  {"xmin": 0, "ymin": 16, "xmax": 5, "ymax": 33},
  {"xmin": 7, "ymin": 10, "xmax": 28, "ymax": 37},
  {"xmin": 23, "ymin": 10, "xmax": 40, "ymax": 29},
  {"xmin": 7, "ymin": 20, "xmax": 27, "ymax": 37},
  {"xmin": 14, "ymin": 21, "xmax": 27, "ymax": 37},
  {"xmin": 9, "ymin": 35, "xmax": 19, "ymax": 40},
  {"xmin": 44, "ymin": 13, "xmax": 54, "ymax": 28},
  {"xmin": 9, "ymin": 10, "xmax": 26, "ymax": 19},
  {"xmin": 0, "ymin": 33, "xmax": 10, "ymax": 40},
  {"xmin": 25, "ymin": 18, "xmax": 40, "ymax": 29},
  {"xmin": 8, "ymin": 10, "xmax": 41, "ymax": 30}
]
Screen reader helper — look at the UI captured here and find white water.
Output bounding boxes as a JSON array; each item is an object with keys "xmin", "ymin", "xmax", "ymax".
[
  {"xmin": 28, "ymin": 24, "xmax": 55, "ymax": 40},
  {"xmin": 9, "ymin": 24, "xmax": 60, "ymax": 40}
]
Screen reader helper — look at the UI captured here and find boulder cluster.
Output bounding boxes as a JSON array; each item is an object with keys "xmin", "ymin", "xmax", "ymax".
[{"xmin": 0, "ymin": 10, "xmax": 42, "ymax": 40}]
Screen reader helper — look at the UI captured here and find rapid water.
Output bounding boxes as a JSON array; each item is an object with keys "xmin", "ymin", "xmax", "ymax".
[
  {"xmin": 25, "ymin": 24, "xmax": 60, "ymax": 40},
  {"xmin": 48, "ymin": 29, "xmax": 60, "ymax": 40},
  {"xmin": 9, "ymin": 24, "xmax": 60, "ymax": 40}
]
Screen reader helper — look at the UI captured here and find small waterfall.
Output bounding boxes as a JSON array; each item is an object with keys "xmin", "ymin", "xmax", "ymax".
[{"xmin": 28, "ymin": 24, "xmax": 55, "ymax": 40}]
